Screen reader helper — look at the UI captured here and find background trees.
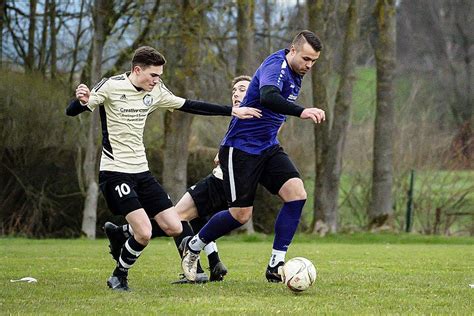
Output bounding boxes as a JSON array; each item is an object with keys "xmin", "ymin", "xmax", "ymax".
[{"xmin": 0, "ymin": 0, "xmax": 472, "ymax": 237}]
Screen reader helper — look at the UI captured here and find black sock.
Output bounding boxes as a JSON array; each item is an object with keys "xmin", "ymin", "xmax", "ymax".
[
  {"xmin": 208, "ymin": 251, "xmax": 220, "ymax": 269},
  {"xmin": 113, "ymin": 236, "xmax": 146, "ymax": 277},
  {"xmin": 151, "ymin": 220, "xmax": 168, "ymax": 238},
  {"xmin": 173, "ymin": 221, "xmax": 194, "ymax": 252},
  {"xmin": 190, "ymin": 217, "xmax": 207, "ymax": 233}
]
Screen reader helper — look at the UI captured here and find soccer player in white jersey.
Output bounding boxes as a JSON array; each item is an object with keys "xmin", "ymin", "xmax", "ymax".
[
  {"xmin": 103, "ymin": 76, "xmax": 252, "ymax": 283},
  {"xmin": 66, "ymin": 46, "xmax": 261, "ymax": 291}
]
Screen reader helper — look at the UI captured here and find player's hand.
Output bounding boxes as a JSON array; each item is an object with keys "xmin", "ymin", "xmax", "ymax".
[
  {"xmin": 231, "ymin": 107, "xmax": 262, "ymax": 119},
  {"xmin": 75, "ymin": 84, "xmax": 91, "ymax": 105},
  {"xmin": 214, "ymin": 153, "xmax": 220, "ymax": 166},
  {"xmin": 300, "ymin": 108, "xmax": 325, "ymax": 124}
]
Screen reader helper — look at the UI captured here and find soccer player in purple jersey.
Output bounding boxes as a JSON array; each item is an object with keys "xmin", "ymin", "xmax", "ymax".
[{"xmin": 181, "ymin": 30, "xmax": 325, "ymax": 283}]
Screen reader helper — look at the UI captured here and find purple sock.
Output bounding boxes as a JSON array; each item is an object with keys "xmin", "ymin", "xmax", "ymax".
[
  {"xmin": 198, "ymin": 210, "xmax": 243, "ymax": 243},
  {"xmin": 273, "ymin": 200, "xmax": 306, "ymax": 251}
]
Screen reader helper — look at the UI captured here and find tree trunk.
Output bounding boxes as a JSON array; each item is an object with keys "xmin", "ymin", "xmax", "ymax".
[
  {"xmin": 68, "ymin": 0, "xmax": 86, "ymax": 86},
  {"xmin": 49, "ymin": 0, "xmax": 57, "ymax": 79},
  {"xmin": 26, "ymin": 0, "xmax": 37, "ymax": 72},
  {"xmin": 38, "ymin": 0, "xmax": 49, "ymax": 75},
  {"xmin": 0, "ymin": 0, "xmax": 5, "ymax": 67},
  {"xmin": 307, "ymin": 0, "xmax": 333, "ymax": 235},
  {"xmin": 369, "ymin": 0, "xmax": 396, "ymax": 230},
  {"xmin": 234, "ymin": 0, "xmax": 256, "ymax": 234},
  {"xmin": 321, "ymin": 0, "xmax": 360, "ymax": 233},
  {"xmin": 263, "ymin": 0, "xmax": 273, "ymax": 54},
  {"xmin": 236, "ymin": 0, "xmax": 255, "ymax": 76},
  {"xmin": 162, "ymin": 0, "xmax": 204, "ymax": 203},
  {"xmin": 81, "ymin": 0, "xmax": 107, "ymax": 239}
]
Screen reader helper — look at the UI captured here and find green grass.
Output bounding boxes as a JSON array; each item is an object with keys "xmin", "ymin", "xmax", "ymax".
[{"xmin": 1, "ymin": 236, "xmax": 473, "ymax": 314}]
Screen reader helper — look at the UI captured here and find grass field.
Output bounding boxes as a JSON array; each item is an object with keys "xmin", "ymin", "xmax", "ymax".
[{"xmin": 1, "ymin": 234, "xmax": 473, "ymax": 314}]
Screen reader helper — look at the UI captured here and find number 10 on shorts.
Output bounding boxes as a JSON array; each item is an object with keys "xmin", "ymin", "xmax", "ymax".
[{"xmin": 115, "ymin": 183, "xmax": 131, "ymax": 197}]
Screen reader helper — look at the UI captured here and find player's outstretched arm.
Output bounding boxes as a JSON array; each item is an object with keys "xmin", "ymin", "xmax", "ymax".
[
  {"xmin": 178, "ymin": 99, "xmax": 261, "ymax": 119},
  {"xmin": 66, "ymin": 84, "xmax": 92, "ymax": 116}
]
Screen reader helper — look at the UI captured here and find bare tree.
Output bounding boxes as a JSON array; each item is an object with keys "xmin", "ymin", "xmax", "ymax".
[
  {"xmin": 0, "ymin": 0, "xmax": 5, "ymax": 66},
  {"xmin": 49, "ymin": 0, "xmax": 57, "ymax": 78},
  {"xmin": 307, "ymin": 0, "xmax": 334, "ymax": 234},
  {"xmin": 397, "ymin": 0, "xmax": 473, "ymax": 165},
  {"xmin": 38, "ymin": 0, "xmax": 49, "ymax": 74},
  {"xmin": 26, "ymin": 0, "xmax": 37, "ymax": 72},
  {"xmin": 162, "ymin": 0, "xmax": 206, "ymax": 202},
  {"xmin": 368, "ymin": 0, "xmax": 396, "ymax": 229},
  {"xmin": 68, "ymin": 0, "xmax": 86, "ymax": 86},
  {"xmin": 236, "ymin": 0, "xmax": 255, "ymax": 76},
  {"xmin": 104, "ymin": 0, "xmax": 161, "ymax": 77},
  {"xmin": 313, "ymin": 0, "xmax": 360, "ymax": 234},
  {"xmin": 80, "ymin": 0, "xmax": 108, "ymax": 239}
]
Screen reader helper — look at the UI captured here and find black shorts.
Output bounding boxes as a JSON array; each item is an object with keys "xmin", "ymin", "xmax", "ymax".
[
  {"xmin": 187, "ymin": 174, "xmax": 228, "ymax": 218},
  {"xmin": 219, "ymin": 145, "xmax": 300, "ymax": 207},
  {"xmin": 99, "ymin": 170, "xmax": 173, "ymax": 217}
]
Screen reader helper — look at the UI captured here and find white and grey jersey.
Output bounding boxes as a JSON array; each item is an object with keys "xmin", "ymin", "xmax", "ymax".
[{"xmin": 87, "ymin": 73, "xmax": 185, "ymax": 173}]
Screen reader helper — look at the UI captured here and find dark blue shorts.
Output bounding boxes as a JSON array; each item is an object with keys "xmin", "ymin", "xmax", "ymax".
[{"xmin": 219, "ymin": 145, "xmax": 300, "ymax": 207}]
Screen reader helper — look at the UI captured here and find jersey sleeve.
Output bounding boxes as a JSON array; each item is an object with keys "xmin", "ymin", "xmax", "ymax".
[
  {"xmin": 87, "ymin": 78, "xmax": 109, "ymax": 111},
  {"xmin": 258, "ymin": 58, "xmax": 288, "ymax": 92},
  {"xmin": 152, "ymin": 82, "xmax": 186, "ymax": 112}
]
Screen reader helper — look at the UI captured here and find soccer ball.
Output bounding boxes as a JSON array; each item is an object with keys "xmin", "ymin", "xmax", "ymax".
[{"xmin": 281, "ymin": 257, "xmax": 317, "ymax": 292}]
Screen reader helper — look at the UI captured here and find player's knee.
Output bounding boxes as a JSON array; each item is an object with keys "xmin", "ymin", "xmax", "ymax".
[
  {"xmin": 164, "ymin": 223, "xmax": 183, "ymax": 237},
  {"xmin": 294, "ymin": 186, "xmax": 307, "ymax": 201},
  {"xmin": 232, "ymin": 208, "xmax": 253, "ymax": 224},
  {"xmin": 281, "ymin": 178, "xmax": 307, "ymax": 201},
  {"xmin": 134, "ymin": 229, "xmax": 152, "ymax": 245}
]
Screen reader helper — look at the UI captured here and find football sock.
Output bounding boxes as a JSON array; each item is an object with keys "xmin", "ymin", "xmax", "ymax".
[
  {"xmin": 174, "ymin": 221, "xmax": 194, "ymax": 257},
  {"xmin": 207, "ymin": 251, "xmax": 221, "ymax": 269},
  {"xmin": 204, "ymin": 241, "xmax": 218, "ymax": 256},
  {"xmin": 269, "ymin": 249, "xmax": 286, "ymax": 267},
  {"xmin": 189, "ymin": 210, "xmax": 242, "ymax": 252},
  {"xmin": 272, "ymin": 199, "xmax": 306, "ymax": 254},
  {"xmin": 113, "ymin": 236, "xmax": 146, "ymax": 277},
  {"xmin": 188, "ymin": 235, "xmax": 207, "ymax": 253},
  {"xmin": 204, "ymin": 242, "xmax": 221, "ymax": 267},
  {"xmin": 190, "ymin": 217, "xmax": 207, "ymax": 233},
  {"xmin": 150, "ymin": 220, "xmax": 169, "ymax": 238},
  {"xmin": 121, "ymin": 224, "xmax": 133, "ymax": 238}
]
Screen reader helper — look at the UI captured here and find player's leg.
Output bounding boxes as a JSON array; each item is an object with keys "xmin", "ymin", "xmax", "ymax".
[
  {"xmin": 99, "ymin": 171, "xmax": 153, "ymax": 291},
  {"xmin": 181, "ymin": 146, "xmax": 261, "ymax": 281},
  {"xmin": 260, "ymin": 147, "xmax": 306, "ymax": 282},
  {"xmin": 185, "ymin": 174, "xmax": 229, "ymax": 281},
  {"xmin": 191, "ymin": 217, "xmax": 227, "ymax": 281},
  {"xmin": 107, "ymin": 208, "xmax": 151, "ymax": 291}
]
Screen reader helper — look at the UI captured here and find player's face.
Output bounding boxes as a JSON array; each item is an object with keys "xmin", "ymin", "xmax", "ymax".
[
  {"xmin": 288, "ymin": 42, "xmax": 320, "ymax": 76},
  {"xmin": 134, "ymin": 65, "xmax": 163, "ymax": 91},
  {"xmin": 231, "ymin": 80, "xmax": 250, "ymax": 106}
]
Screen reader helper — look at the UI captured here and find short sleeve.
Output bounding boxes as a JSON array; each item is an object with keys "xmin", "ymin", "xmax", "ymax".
[
  {"xmin": 258, "ymin": 58, "xmax": 288, "ymax": 92},
  {"xmin": 152, "ymin": 82, "xmax": 186, "ymax": 112},
  {"xmin": 87, "ymin": 78, "xmax": 109, "ymax": 111}
]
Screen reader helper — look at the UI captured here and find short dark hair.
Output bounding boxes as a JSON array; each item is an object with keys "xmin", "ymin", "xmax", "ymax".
[
  {"xmin": 131, "ymin": 46, "xmax": 166, "ymax": 69},
  {"xmin": 292, "ymin": 30, "xmax": 322, "ymax": 52},
  {"xmin": 231, "ymin": 75, "xmax": 252, "ymax": 87}
]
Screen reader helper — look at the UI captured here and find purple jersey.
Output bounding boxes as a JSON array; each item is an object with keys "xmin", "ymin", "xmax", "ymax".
[{"xmin": 221, "ymin": 49, "xmax": 303, "ymax": 154}]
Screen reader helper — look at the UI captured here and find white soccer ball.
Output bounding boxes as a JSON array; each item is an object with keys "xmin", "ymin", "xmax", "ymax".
[{"xmin": 281, "ymin": 257, "xmax": 317, "ymax": 292}]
